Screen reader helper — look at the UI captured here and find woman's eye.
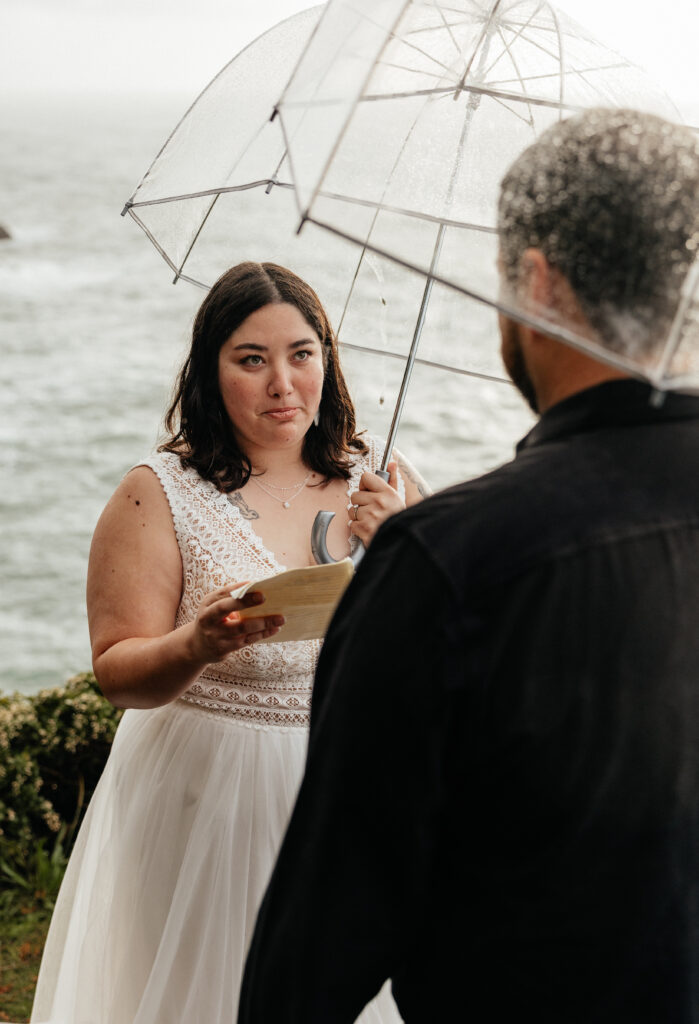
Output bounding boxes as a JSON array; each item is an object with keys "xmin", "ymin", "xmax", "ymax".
[
  {"xmin": 241, "ymin": 354, "xmax": 263, "ymax": 366},
  {"xmin": 294, "ymin": 350, "xmax": 312, "ymax": 362}
]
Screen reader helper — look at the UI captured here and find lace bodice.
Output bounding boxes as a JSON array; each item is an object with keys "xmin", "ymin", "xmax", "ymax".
[{"xmin": 138, "ymin": 438, "xmax": 401, "ymax": 727}]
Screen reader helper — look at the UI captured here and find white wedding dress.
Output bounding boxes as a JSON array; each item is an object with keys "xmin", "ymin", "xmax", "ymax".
[{"xmin": 31, "ymin": 438, "xmax": 403, "ymax": 1024}]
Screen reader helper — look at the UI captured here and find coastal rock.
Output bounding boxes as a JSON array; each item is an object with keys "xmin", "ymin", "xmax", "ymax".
[{"xmin": 0, "ymin": 225, "xmax": 10, "ymax": 240}]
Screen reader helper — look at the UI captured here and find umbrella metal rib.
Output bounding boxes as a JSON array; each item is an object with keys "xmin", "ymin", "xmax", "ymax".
[
  {"xmin": 453, "ymin": 0, "xmax": 505, "ymax": 94},
  {"xmin": 123, "ymin": 180, "xmax": 295, "ymax": 212},
  {"xmin": 338, "ymin": 338, "xmax": 510, "ymax": 383},
  {"xmin": 174, "ymin": 194, "xmax": 220, "ymax": 283},
  {"xmin": 305, "ymin": 212, "xmax": 674, "ymax": 388},
  {"xmin": 374, "ymin": 6, "xmax": 503, "ymax": 471},
  {"xmin": 324, "ymin": 191, "xmax": 499, "ymax": 231},
  {"xmin": 654, "ymin": 261, "xmax": 699, "ymax": 384},
  {"xmin": 285, "ymin": 79, "xmax": 617, "ymax": 111},
  {"xmin": 481, "ymin": 0, "xmax": 543, "ymax": 77}
]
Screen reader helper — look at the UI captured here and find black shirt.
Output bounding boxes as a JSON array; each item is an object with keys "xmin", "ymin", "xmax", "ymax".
[{"xmin": 239, "ymin": 380, "xmax": 699, "ymax": 1023}]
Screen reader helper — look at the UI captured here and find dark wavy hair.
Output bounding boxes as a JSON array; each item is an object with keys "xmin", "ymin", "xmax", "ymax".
[{"xmin": 160, "ymin": 262, "xmax": 367, "ymax": 491}]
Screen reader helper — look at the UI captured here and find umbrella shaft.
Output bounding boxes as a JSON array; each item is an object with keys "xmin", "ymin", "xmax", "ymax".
[
  {"xmin": 380, "ymin": 18, "xmax": 494, "ymax": 476},
  {"xmin": 382, "ymin": 223, "xmax": 446, "ymax": 472}
]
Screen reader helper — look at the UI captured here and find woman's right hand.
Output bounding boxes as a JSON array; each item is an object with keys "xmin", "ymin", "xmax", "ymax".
[{"xmin": 190, "ymin": 585, "xmax": 284, "ymax": 663}]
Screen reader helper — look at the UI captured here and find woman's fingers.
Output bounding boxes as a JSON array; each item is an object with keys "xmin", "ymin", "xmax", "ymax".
[
  {"xmin": 210, "ymin": 610, "xmax": 285, "ymax": 656},
  {"xmin": 350, "ymin": 463, "xmax": 401, "ymax": 505},
  {"xmin": 214, "ymin": 589, "xmax": 264, "ymax": 621},
  {"xmin": 226, "ymin": 612, "xmax": 285, "ymax": 640},
  {"xmin": 194, "ymin": 584, "xmax": 284, "ymax": 660},
  {"xmin": 234, "ymin": 616, "xmax": 286, "ymax": 646},
  {"xmin": 351, "ymin": 466, "xmax": 404, "ymax": 511},
  {"xmin": 348, "ymin": 463, "xmax": 405, "ymax": 546},
  {"xmin": 354, "ymin": 463, "xmax": 398, "ymax": 496}
]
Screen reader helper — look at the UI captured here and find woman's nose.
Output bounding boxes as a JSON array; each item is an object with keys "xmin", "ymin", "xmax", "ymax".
[{"xmin": 267, "ymin": 363, "xmax": 293, "ymax": 397}]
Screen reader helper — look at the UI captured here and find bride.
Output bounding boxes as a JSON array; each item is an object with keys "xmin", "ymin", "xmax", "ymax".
[{"xmin": 31, "ymin": 262, "xmax": 427, "ymax": 1024}]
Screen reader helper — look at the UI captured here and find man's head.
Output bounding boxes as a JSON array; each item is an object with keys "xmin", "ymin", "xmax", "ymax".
[{"xmin": 497, "ymin": 108, "xmax": 699, "ymax": 411}]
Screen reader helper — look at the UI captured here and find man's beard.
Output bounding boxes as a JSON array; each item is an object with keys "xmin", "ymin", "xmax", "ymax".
[{"xmin": 500, "ymin": 316, "xmax": 539, "ymax": 413}]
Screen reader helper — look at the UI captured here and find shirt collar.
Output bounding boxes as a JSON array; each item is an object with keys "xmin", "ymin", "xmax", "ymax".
[{"xmin": 517, "ymin": 379, "xmax": 699, "ymax": 453}]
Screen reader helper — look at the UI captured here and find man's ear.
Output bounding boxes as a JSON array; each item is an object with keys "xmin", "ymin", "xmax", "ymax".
[{"xmin": 518, "ymin": 248, "xmax": 553, "ymax": 311}]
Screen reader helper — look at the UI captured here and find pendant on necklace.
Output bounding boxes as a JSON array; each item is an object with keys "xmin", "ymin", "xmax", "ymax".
[{"xmin": 283, "ymin": 500, "xmax": 290, "ymax": 509}]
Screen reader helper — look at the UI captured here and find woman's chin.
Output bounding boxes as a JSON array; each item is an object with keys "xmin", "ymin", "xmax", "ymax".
[
  {"xmin": 261, "ymin": 421, "xmax": 310, "ymax": 447},
  {"xmin": 235, "ymin": 415, "xmax": 312, "ymax": 453}
]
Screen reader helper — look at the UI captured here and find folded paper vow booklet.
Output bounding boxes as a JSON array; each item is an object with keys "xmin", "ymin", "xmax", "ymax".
[{"xmin": 230, "ymin": 558, "xmax": 354, "ymax": 643}]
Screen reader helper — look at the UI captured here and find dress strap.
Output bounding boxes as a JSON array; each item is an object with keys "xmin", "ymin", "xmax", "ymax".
[{"xmin": 133, "ymin": 452, "xmax": 209, "ymax": 554}]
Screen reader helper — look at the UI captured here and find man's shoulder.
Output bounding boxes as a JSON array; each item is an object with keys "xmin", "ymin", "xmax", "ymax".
[
  {"xmin": 391, "ymin": 412, "xmax": 699, "ymax": 596},
  {"xmin": 397, "ymin": 447, "xmax": 549, "ymax": 542},
  {"xmin": 381, "ymin": 453, "xmax": 546, "ymax": 593}
]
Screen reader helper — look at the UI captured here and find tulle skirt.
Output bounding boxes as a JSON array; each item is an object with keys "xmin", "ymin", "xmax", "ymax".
[{"xmin": 31, "ymin": 700, "xmax": 401, "ymax": 1024}]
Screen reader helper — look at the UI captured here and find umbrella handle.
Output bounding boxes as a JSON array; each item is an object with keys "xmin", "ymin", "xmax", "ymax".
[
  {"xmin": 311, "ymin": 470, "xmax": 390, "ymax": 567},
  {"xmin": 311, "ymin": 511, "xmax": 365, "ymax": 566}
]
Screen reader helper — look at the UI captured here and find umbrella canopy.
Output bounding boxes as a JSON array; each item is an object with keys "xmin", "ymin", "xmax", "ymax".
[
  {"xmin": 122, "ymin": 4, "xmax": 518, "ymax": 392},
  {"xmin": 275, "ymin": 0, "xmax": 699, "ymax": 391},
  {"xmin": 123, "ymin": 6, "xmax": 324, "ymax": 290},
  {"xmin": 122, "ymin": 3, "xmax": 535, "ymax": 565},
  {"xmin": 123, "ymin": 0, "xmax": 699, "ymax": 560}
]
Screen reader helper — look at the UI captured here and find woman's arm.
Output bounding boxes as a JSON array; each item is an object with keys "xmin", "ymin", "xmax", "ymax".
[
  {"xmin": 393, "ymin": 447, "xmax": 432, "ymax": 504},
  {"xmin": 87, "ymin": 466, "xmax": 283, "ymax": 710}
]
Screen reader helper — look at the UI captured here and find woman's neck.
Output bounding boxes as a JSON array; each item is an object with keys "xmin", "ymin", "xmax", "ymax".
[{"xmin": 248, "ymin": 444, "xmax": 310, "ymax": 482}]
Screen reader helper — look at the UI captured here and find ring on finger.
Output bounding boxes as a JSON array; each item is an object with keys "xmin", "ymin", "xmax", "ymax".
[{"xmin": 351, "ymin": 504, "xmax": 359, "ymax": 521}]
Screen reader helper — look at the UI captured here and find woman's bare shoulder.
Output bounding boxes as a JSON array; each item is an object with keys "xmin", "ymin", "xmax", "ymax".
[
  {"xmin": 93, "ymin": 464, "xmax": 176, "ymax": 549},
  {"xmin": 88, "ymin": 465, "xmax": 183, "ymax": 654}
]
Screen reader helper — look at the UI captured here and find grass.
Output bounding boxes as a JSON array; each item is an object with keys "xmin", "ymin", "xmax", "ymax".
[
  {"xmin": 0, "ymin": 896, "xmax": 51, "ymax": 1022},
  {"xmin": 0, "ymin": 835, "xmax": 67, "ymax": 1022}
]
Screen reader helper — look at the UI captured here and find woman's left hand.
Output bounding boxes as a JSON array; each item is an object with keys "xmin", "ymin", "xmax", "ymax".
[{"xmin": 348, "ymin": 461, "xmax": 404, "ymax": 547}]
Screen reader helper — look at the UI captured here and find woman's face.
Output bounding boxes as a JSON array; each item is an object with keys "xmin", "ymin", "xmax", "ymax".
[{"xmin": 217, "ymin": 302, "xmax": 325, "ymax": 456}]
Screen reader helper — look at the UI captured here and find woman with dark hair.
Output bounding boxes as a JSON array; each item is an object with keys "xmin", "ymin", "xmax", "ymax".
[{"xmin": 31, "ymin": 263, "xmax": 426, "ymax": 1024}]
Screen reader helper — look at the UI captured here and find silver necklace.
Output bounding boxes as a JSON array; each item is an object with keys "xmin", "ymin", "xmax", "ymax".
[
  {"xmin": 252, "ymin": 474, "xmax": 310, "ymax": 491},
  {"xmin": 250, "ymin": 472, "xmax": 312, "ymax": 509}
]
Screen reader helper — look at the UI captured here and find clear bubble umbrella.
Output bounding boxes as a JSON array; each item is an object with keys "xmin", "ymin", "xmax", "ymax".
[
  {"xmin": 122, "ymin": 3, "xmax": 519, "ymax": 563},
  {"xmin": 121, "ymin": 4, "xmax": 512, "ymax": 453},
  {"xmin": 274, "ymin": 0, "xmax": 698, "ymax": 399},
  {"xmin": 123, "ymin": 0, "xmax": 697, "ymax": 562}
]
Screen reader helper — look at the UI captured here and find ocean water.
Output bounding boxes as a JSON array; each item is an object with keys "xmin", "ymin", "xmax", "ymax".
[{"xmin": 0, "ymin": 93, "xmax": 532, "ymax": 696}]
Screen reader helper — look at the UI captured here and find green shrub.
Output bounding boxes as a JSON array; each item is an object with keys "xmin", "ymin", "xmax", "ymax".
[
  {"xmin": 0, "ymin": 673, "xmax": 123, "ymax": 876},
  {"xmin": 0, "ymin": 829, "xmax": 68, "ymax": 917}
]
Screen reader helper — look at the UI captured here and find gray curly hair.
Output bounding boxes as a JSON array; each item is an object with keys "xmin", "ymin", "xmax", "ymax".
[{"xmin": 497, "ymin": 108, "xmax": 699, "ymax": 360}]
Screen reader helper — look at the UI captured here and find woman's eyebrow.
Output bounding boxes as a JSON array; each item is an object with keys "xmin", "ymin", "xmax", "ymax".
[{"xmin": 232, "ymin": 338, "xmax": 318, "ymax": 351}]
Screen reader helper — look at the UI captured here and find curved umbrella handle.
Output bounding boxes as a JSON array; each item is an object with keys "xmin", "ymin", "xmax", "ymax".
[
  {"xmin": 311, "ymin": 511, "xmax": 366, "ymax": 567},
  {"xmin": 311, "ymin": 470, "xmax": 391, "ymax": 567}
]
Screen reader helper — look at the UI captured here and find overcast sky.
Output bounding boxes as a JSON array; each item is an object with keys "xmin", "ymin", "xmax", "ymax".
[{"xmin": 3, "ymin": 0, "xmax": 698, "ymax": 119}]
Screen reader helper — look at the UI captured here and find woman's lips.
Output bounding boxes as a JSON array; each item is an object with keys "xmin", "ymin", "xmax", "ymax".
[{"xmin": 264, "ymin": 407, "xmax": 299, "ymax": 421}]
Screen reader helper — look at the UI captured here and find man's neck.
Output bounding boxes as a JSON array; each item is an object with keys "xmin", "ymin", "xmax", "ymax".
[{"xmin": 534, "ymin": 346, "xmax": 631, "ymax": 414}]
